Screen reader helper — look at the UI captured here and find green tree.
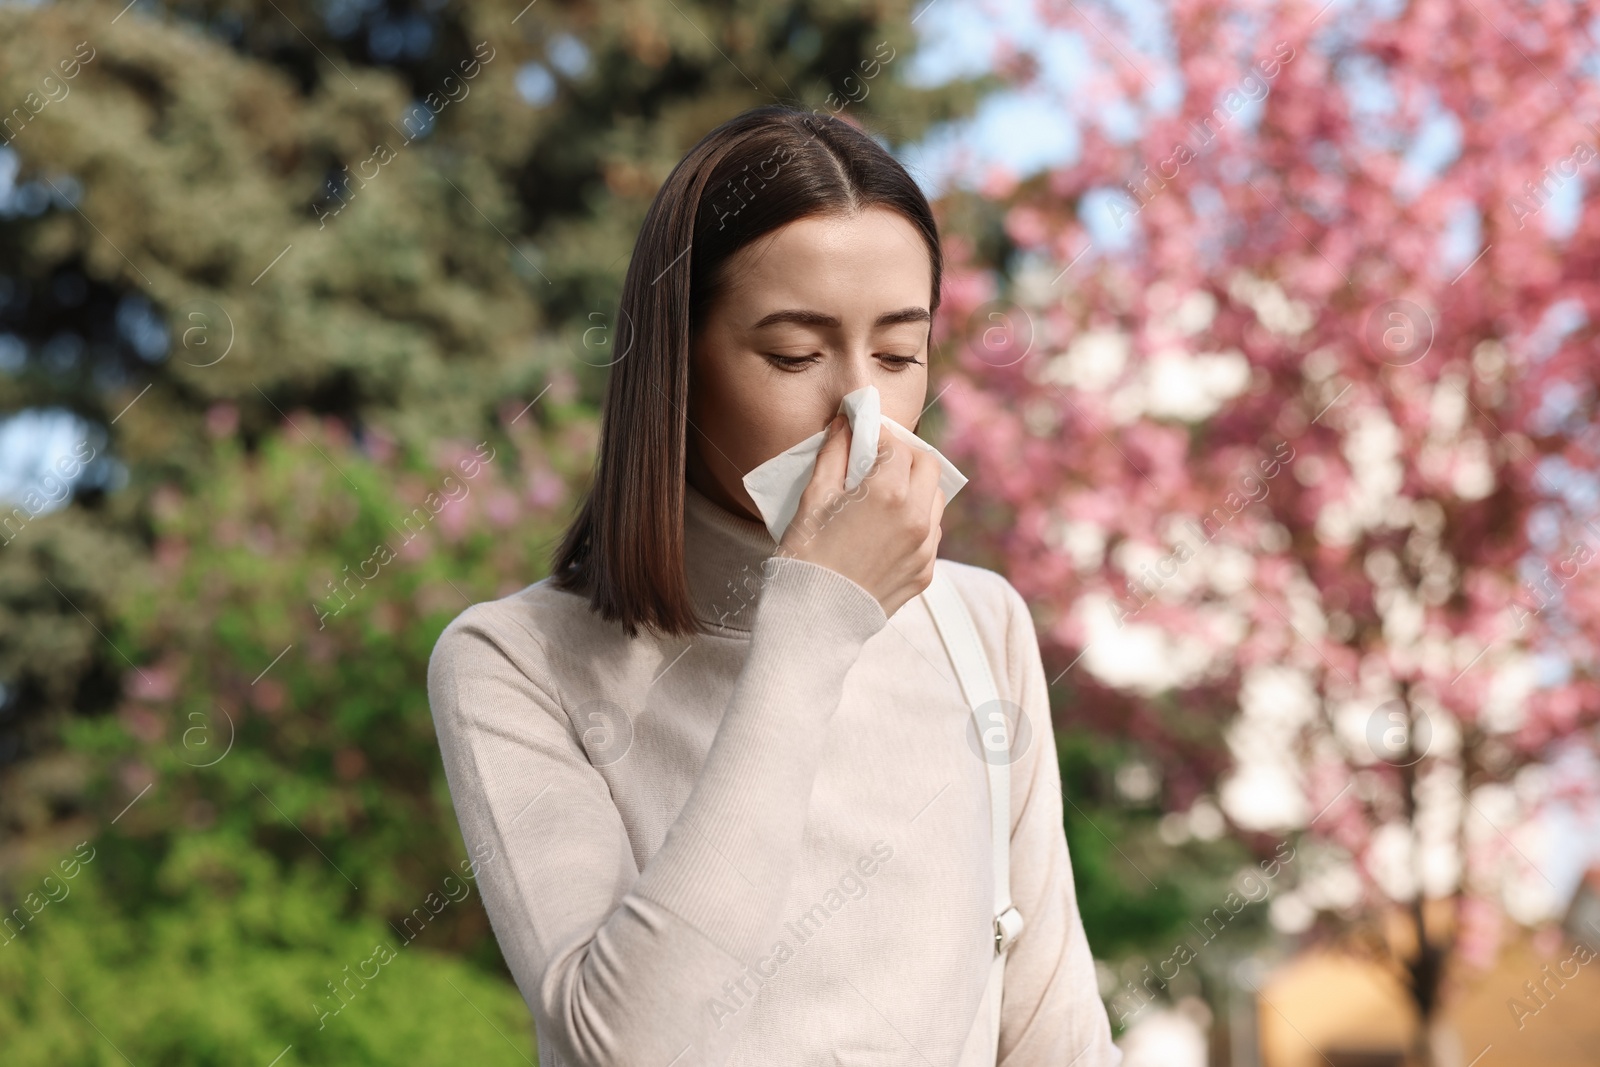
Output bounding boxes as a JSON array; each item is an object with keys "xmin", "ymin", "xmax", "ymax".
[
  {"xmin": 0, "ymin": 1, "xmax": 989, "ymax": 1059},
  {"xmin": 0, "ymin": 0, "xmax": 981, "ymax": 850}
]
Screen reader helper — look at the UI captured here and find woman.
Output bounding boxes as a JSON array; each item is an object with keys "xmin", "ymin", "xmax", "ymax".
[{"xmin": 427, "ymin": 105, "xmax": 1119, "ymax": 1067}]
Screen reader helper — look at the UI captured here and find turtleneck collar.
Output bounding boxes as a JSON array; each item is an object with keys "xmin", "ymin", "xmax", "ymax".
[{"xmin": 683, "ymin": 479, "xmax": 780, "ymax": 633}]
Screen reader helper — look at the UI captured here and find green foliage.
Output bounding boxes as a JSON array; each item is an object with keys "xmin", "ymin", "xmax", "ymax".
[
  {"xmin": 0, "ymin": 853, "xmax": 536, "ymax": 1065},
  {"xmin": 0, "ymin": 0, "xmax": 1025, "ymax": 1059},
  {"xmin": 0, "ymin": 406, "xmax": 585, "ymax": 1062},
  {"xmin": 1056, "ymin": 735, "xmax": 1267, "ymax": 985},
  {"xmin": 109, "ymin": 403, "xmax": 584, "ymax": 892},
  {"xmin": 0, "ymin": 0, "xmax": 981, "ymax": 806}
]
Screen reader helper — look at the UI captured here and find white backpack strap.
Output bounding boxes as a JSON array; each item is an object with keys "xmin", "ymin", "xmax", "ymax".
[{"xmin": 922, "ymin": 565, "xmax": 1025, "ymax": 1060}]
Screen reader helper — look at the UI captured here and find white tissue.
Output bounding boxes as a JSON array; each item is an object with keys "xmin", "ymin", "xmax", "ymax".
[{"xmin": 741, "ymin": 385, "xmax": 968, "ymax": 543}]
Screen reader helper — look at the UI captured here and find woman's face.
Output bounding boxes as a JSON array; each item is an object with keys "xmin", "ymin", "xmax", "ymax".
[{"xmin": 686, "ymin": 205, "xmax": 933, "ymax": 523}]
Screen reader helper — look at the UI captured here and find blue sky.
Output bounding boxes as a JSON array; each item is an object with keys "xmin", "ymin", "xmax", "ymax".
[{"xmin": 895, "ymin": 0, "xmax": 1094, "ymax": 189}]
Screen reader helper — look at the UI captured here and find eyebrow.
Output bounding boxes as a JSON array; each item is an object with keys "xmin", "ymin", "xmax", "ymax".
[{"xmin": 749, "ymin": 306, "xmax": 931, "ymax": 330}]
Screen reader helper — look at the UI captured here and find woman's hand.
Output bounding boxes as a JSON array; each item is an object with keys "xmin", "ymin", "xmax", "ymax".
[{"xmin": 776, "ymin": 414, "xmax": 947, "ymax": 619}]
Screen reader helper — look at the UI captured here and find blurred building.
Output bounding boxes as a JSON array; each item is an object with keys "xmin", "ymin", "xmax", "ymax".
[{"xmin": 1246, "ymin": 869, "xmax": 1600, "ymax": 1067}]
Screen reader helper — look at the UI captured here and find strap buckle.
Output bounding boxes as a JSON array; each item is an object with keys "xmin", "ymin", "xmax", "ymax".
[{"xmin": 993, "ymin": 905, "xmax": 1024, "ymax": 956}]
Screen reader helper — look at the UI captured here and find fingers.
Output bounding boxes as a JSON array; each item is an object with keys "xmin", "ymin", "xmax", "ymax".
[
  {"xmin": 913, "ymin": 473, "xmax": 945, "ymax": 594},
  {"xmin": 872, "ymin": 430, "xmax": 914, "ymax": 491},
  {"xmin": 918, "ymin": 487, "xmax": 946, "ymax": 558},
  {"xmin": 810, "ymin": 413, "xmax": 850, "ymax": 492},
  {"xmin": 905, "ymin": 444, "xmax": 941, "ymax": 521}
]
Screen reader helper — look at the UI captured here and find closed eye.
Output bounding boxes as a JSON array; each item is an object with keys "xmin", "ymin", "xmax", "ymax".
[
  {"xmin": 764, "ymin": 353, "xmax": 823, "ymax": 372},
  {"xmin": 762, "ymin": 353, "xmax": 924, "ymax": 372}
]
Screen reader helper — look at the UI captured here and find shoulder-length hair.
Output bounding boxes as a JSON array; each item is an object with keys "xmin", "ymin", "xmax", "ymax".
[{"xmin": 549, "ymin": 104, "xmax": 944, "ymax": 638}]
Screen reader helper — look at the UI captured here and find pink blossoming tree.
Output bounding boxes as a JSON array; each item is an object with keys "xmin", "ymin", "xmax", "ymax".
[{"xmin": 931, "ymin": 1, "xmax": 1600, "ymax": 1062}]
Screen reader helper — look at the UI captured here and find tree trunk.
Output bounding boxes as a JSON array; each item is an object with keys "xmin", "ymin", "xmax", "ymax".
[
  {"xmin": 1398, "ymin": 682, "xmax": 1460, "ymax": 1067},
  {"xmin": 1404, "ymin": 899, "xmax": 1447, "ymax": 1067},
  {"xmin": 1402, "ymin": 884, "xmax": 1468, "ymax": 1067}
]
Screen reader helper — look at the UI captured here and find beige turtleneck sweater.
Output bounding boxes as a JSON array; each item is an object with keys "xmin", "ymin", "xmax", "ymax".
[{"xmin": 426, "ymin": 481, "xmax": 1120, "ymax": 1067}]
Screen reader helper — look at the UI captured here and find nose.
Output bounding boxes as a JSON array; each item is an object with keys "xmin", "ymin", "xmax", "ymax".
[{"xmin": 831, "ymin": 348, "xmax": 875, "ymax": 402}]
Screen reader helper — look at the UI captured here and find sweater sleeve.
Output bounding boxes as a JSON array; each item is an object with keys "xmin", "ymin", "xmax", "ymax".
[
  {"xmin": 426, "ymin": 556, "xmax": 887, "ymax": 1067},
  {"xmin": 994, "ymin": 577, "xmax": 1123, "ymax": 1067}
]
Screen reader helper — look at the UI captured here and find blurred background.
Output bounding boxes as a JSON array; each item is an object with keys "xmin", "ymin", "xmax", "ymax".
[{"xmin": 2, "ymin": 0, "xmax": 1599, "ymax": 1063}]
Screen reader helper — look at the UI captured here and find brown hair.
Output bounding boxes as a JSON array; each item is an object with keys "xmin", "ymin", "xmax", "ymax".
[{"xmin": 549, "ymin": 105, "xmax": 944, "ymax": 638}]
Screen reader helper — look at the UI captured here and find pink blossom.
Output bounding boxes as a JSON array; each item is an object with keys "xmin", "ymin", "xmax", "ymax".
[
  {"xmin": 127, "ymin": 665, "xmax": 177, "ymax": 702},
  {"xmin": 436, "ymin": 493, "xmax": 472, "ymax": 541},
  {"xmin": 205, "ymin": 403, "xmax": 238, "ymax": 438},
  {"xmin": 485, "ymin": 489, "xmax": 519, "ymax": 528},
  {"xmin": 526, "ymin": 468, "xmax": 566, "ymax": 509},
  {"xmin": 936, "ymin": 0, "xmax": 1600, "ymax": 1017}
]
